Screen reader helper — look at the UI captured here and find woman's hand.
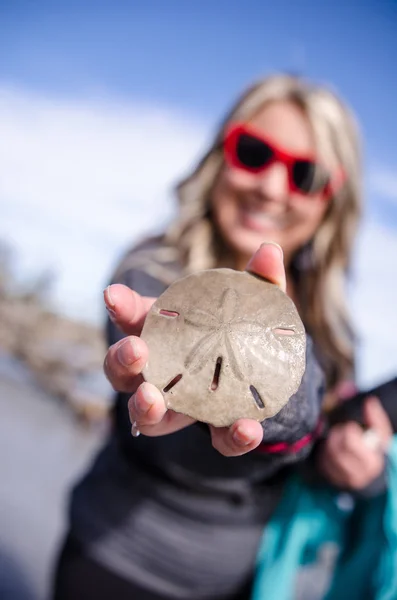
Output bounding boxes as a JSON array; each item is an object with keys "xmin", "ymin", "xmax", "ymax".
[
  {"xmin": 103, "ymin": 241, "xmax": 286, "ymax": 457},
  {"xmin": 317, "ymin": 396, "xmax": 393, "ymax": 490}
]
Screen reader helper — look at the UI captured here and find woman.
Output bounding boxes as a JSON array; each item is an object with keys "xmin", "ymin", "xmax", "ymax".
[{"xmin": 53, "ymin": 74, "xmax": 392, "ymax": 600}]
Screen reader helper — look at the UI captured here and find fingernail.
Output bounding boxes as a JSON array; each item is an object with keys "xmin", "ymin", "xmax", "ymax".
[
  {"xmin": 260, "ymin": 242, "xmax": 284, "ymax": 259},
  {"xmin": 232, "ymin": 426, "xmax": 254, "ymax": 446},
  {"xmin": 131, "ymin": 421, "xmax": 141, "ymax": 437},
  {"xmin": 104, "ymin": 285, "xmax": 115, "ymax": 308},
  {"xmin": 106, "ymin": 306, "xmax": 117, "ymax": 323},
  {"xmin": 134, "ymin": 387, "xmax": 156, "ymax": 415},
  {"xmin": 117, "ymin": 339, "xmax": 140, "ymax": 366}
]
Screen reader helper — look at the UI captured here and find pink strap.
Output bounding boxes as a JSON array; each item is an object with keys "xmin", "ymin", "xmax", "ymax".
[{"xmin": 256, "ymin": 419, "xmax": 324, "ymax": 454}]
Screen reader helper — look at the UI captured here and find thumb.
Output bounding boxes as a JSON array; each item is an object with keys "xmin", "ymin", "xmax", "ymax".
[
  {"xmin": 245, "ymin": 242, "xmax": 286, "ymax": 293},
  {"xmin": 104, "ymin": 284, "xmax": 156, "ymax": 336},
  {"xmin": 363, "ymin": 395, "xmax": 393, "ymax": 445}
]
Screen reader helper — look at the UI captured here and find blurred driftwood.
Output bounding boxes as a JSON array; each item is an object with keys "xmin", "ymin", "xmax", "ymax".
[{"xmin": 0, "ymin": 242, "xmax": 111, "ymax": 425}]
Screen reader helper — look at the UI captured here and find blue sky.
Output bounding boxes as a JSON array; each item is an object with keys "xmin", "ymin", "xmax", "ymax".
[
  {"xmin": 0, "ymin": 2, "xmax": 395, "ymax": 123},
  {"xmin": 0, "ymin": 0, "xmax": 396, "ymax": 386},
  {"xmin": 1, "ymin": 1, "xmax": 396, "ymax": 218}
]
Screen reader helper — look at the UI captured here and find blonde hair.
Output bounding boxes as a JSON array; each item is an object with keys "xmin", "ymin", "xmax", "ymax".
[{"xmin": 165, "ymin": 74, "xmax": 362, "ymax": 387}]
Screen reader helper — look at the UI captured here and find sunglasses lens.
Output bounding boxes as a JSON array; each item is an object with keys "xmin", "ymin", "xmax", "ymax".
[
  {"xmin": 292, "ymin": 160, "xmax": 329, "ymax": 195},
  {"xmin": 235, "ymin": 133, "xmax": 273, "ymax": 170}
]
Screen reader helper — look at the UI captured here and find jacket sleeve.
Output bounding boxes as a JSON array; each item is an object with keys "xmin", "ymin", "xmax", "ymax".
[{"xmin": 259, "ymin": 336, "xmax": 326, "ymax": 452}]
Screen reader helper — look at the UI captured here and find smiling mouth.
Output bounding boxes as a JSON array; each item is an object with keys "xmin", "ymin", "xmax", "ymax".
[{"xmin": 239, "ymin": 205, "xmax": 288, "ymax": 232}]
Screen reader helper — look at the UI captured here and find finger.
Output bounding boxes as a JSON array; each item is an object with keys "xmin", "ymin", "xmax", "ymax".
[
  {"xmin": 104, "ymin": 336, "xmax": 148, "ymax": 392},
  {"xmin": 321, "ymin": 426, "xmax": 354, "ymax": 472},
  {"xmin": 350, "ymin": 448, "xmax": 385, "ymax": 485},
  {"xmin": 325, "ymin": 425, "xmax": 385, "ymax": 488},
  {"xmin": 319, "ymin": 441, "xmax": 360, "ymax": 489},
  {"xmin": 128, "ymin": 382, "xmax": 195, "ymax": 436},
  {"xmin": 104, "ymin": 284, "xmax": 156, "ymax": 336},
  {"xmin": 245, "ymin": 242, "xmax": 286, "ymax": 293},
  {"xmin": 338, "ymin": 421, "xmax": 365, "ymax": 453},
  {"xmin": 335, "ymin": 452, "xmax": 384, "ymax": 490},
  {"xmin": 210, "ymin": 419, "xmax": 263, "ymax": 457},
  {"xmin": 320, "ymin": 425, "xmax": 359, "ymax": 474},
  {"xmin": 339, "ymin": 430, "xmax": 385, "ymax": 473},
  {"xmin": 363, "ymin": 396, "xmax": 393, "ymax": 447},
  {"xmin": 335, "ymin": 422, "xmax": 380, "ymax": 467},
  {"xmin": 324, "ymin": 422, "xmax": 361, "ymax": 459}
]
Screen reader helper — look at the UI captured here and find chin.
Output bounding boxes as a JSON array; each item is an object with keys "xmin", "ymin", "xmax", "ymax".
[
  {"xmin": 240, "ymin": 228, "xmax": 283, "ymax": 253},
  {"xmin": 226, "ymin": 230, "xmax": 274, "ymax": 262}
]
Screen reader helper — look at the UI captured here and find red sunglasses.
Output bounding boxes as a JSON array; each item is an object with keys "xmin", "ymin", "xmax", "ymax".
[{"xmin": 223, "ymin": 122, "xmax": 345, "ymax": 199}]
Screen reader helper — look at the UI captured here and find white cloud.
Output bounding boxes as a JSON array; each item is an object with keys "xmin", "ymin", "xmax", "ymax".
[
  {"xmin": 0, "ymin": 85, "xmax": 209, "ymax": 322},
  {"xmin": 0, "ymin": 84, "xmax": 396, "ymax": 388},
  {"xmin": 350, "ymin": 220, "xmax": 397, "ymax": 388},
  {"xmin": 369, "ymin": 167, "xmax": 397, "ymax": 202}
]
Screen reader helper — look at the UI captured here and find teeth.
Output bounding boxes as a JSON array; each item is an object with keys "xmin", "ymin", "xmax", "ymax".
[{"xmin": 243, "ymin": 208, "xmax": 283, "ymax": 228}]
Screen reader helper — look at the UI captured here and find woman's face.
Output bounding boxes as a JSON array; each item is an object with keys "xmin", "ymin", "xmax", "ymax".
[{"xmin": 211, "ymin": 100, "xmax": 332, "ymax": 267}]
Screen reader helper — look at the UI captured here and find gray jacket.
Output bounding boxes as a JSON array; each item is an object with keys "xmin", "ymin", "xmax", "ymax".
[{"xmin": 68, "ymin": 239, "xmax": 325, "ymax": 599}]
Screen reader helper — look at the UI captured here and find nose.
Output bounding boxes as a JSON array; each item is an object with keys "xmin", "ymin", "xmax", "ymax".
[{"xmin": 256, "ymin": 162, "xmax": 289, "ymax": 203}]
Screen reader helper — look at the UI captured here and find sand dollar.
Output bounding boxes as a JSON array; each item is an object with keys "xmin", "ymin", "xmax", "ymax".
[{"xmin": 141, "ymin": 268, "xmax": 306, "ymax": 427}]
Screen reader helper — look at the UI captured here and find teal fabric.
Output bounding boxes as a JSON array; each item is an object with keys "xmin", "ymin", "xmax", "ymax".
[{"xmin": 252, "ymin": 436, "xmax": 397, "ymax": 600}]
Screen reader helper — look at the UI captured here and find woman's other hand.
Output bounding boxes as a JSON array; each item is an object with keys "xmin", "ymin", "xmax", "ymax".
[
  {"xmin": 103, "ymin": 241, "xmax": 286, "ymax": 457},
  {"xmin": 318, "ymin": 396, "xmax": 393, "ymax": 490}
]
